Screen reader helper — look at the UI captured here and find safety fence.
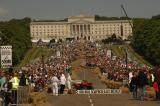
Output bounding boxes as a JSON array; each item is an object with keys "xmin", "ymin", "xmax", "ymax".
[{"xmin": 11, "ymin": 86, "xmax": 30, "ymax": 105}]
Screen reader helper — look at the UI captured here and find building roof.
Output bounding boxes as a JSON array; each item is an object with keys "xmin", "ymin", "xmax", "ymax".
[
  {"xmin": 30, "ymin": 14, "xmax": 133, "ymax": 25},
  {"xmin": 68, "ymin": 14, "xmax": 94, "ymax": 19}
]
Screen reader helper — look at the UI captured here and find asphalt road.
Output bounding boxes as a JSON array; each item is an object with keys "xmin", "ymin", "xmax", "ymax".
[{"xmin": 47, "ymin": 59, "xmax": 160, "ymax": 106}]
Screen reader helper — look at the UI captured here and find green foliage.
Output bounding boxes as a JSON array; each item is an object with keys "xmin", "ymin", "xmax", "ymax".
[
  {"xmin": 131, "ymin": 18, "xmax": 160, "ymax": 66},
  {"xmin": 152, "ymin": 14, "xmax": 160, "ymax": 20},
  {"xmin": 17, "ymin": 47, "xmax": 52, "ymax": 67},
  {"xmin": 50, "ymin": 39, "xmax": 55, "ymax": 43},
  {"xmin": 102, "ymin": 34, "xmax": 124, "ymax": 44},
  {"xmin": 0, "ymin": 18, "xmax": 32, "ymax": 66},
  {"xmin": 95, "ymin": 15, "xmax": 129, "ymax": 21}
]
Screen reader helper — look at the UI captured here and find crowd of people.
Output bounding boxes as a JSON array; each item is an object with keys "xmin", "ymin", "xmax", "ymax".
[
  {"xmin": 129, "ymin": 68, "xmax": 160, "ymax": 101},
  {"xmin": 85, "ymin": 41, "xmax": 160, "ymax": 101},
  {"xmin": 0, "ymin": 40, "xmax": 160, "ymax": 106},
  {"xmin": 0, "ymin": 40, "xmax": 84, "ymax": 105}
]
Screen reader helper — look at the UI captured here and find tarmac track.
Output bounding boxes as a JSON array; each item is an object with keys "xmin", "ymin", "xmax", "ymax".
[{"xmin": 47, "ymin": 59, "xmax": 160, "ymax": 106}]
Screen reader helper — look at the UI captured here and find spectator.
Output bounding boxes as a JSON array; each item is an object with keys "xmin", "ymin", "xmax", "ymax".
[
  {"xmin": 137, "ymin": 70, "xmax": 148, "ymax": 101},
  {"xmin": 51, "ymin": 73, "xmax": 59, "ymax": 96},
  {"xmin": 60, "ymin": 73, "xmax": 66, "ymax": 94},
  {"xmin": 0, "ymin": 72, "xmax": 6, "ymax": 89},
  {"xmin": 66, "ymin": 73, "xmax": 72, "ymax": 94},
  {"xmin": 2, "ymin": 79, "xmax": 12, "ymax": 106},
  {"xmin": 19, "ymin": 72, "xmax": 27, "ymax": 86},
  {"xmin": 9, "ymin": 73, "xmax": 20, "ymax": 105},
  {"xmin": 129, "ymin": 71, "xmax": 133, "ymax": 84},
  {"xmin": 154, "ymin": 68, "xmax": 160, "ymax": 100},
  {"xmin": 153, "ymin": 80, "xmax": 159, "ymax": 101},
  {"xmin": 130, "ymin": 72, "xmax": 138, "ymax": 99}
]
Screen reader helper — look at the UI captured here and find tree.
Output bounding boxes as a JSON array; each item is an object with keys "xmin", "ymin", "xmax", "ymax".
[
  {"xmin": 50, "ymin": 39, "xmax": 55, "ymax": 43},
  {"xmin": 152, "ymin": 14, "xmax": 160, "ymax": 19},
  {"xmin": 0, "ymin": 18, "xmax": 32, "ymax": 66},
  {"xmin": 102, "ymin": 34, "xmax": 124, "ymax": 44},
  {"xmin": 131, "ymin": 17, "xmax": 160, "ymax": 65}
]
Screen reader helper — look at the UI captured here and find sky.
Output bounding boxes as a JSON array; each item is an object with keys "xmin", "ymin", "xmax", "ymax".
[{"xmin": 0, "ymin": 0, "xmax": 160, "ymax": 21}]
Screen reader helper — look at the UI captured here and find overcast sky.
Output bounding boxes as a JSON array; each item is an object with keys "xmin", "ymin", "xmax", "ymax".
[{"xmin": 0, "ymin": 0, "xmax": 160, "ymax": 21}]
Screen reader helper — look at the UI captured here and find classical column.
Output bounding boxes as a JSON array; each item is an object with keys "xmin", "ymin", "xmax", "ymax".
[
  {"xmin": 75, "ymin": 24, "xmax": 77, "ymax": 34},
  {"xmin": 70, "ymin": 24, "xmax": 72, "ymax": 35},
  {"xmin": 83, "ymin": 24, "xmax": 85, "ymax": 34},
  {"xmin": 79, "ymin": 24, "xmax": 80, "ymax": 37},
  {"xmin": 75, "ymin": 24, "xmax": 77, "ymax": 38},
  {"xmin": 82, "ymin": 24, "xmax": 83, "ymax": 34},
  {"xmin": 86, "ymin": 24, "xmax": 88, "ymax": 34},
  {"xmin": 76, "ymin": 24, "xmax": 78, "ymax": 40},
  {"xmin": 73, "ymin": 25, "xmax": 75, "ymax": 34}
]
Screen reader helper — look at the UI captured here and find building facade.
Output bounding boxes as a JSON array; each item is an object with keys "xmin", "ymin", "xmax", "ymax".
[{"xmin": 30, "ymin": 14, "xmax": 133, "ymax": 43}]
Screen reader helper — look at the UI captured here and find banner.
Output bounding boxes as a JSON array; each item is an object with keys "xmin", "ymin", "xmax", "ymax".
[
  {"xmin": 76, "ymin": 89, "xmax": 121, "ymax": 94},
  {"xmin": 107, "ymin": 50, "xmax": 111, "ymax": 58},
  {"xmin": 56, "ymin": 51, "xmax": 61, "ymax": 58},
  {"xmin": 0, "ymin": 46, "xmax": 12, "ymax": 68}
]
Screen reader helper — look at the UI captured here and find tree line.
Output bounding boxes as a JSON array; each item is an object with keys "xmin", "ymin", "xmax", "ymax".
[
  {"xmin": 131, "ymin": 15, "xmax": 160, "ymax": 66},
  {"xmin": 0, "ymin": 18, "xmax": 32, "ymax": 66}
]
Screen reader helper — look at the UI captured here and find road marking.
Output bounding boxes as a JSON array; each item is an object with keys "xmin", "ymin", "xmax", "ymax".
[
  {"xmin": 89, "ymin": 98, "xmax": 92, "ymax": 103},
  {"xmin": 88, "ymin": 96, "xmax": 91, "ymax": 99},
  {"xmin": 88, "ymin": 94, "xmax": 94, "ymax": 106},
  {"xmin": 88, "ymin": 94, "xmax": 90, "ymax": 99}
]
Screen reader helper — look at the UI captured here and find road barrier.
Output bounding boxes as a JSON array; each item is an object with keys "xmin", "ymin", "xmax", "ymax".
[{"xmin": 11, "ymin": 86, "xmax": 30, "ymax": 105}]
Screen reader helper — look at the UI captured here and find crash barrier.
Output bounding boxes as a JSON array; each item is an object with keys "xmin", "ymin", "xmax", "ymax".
[
  {"xmin": 76, "ymin": 89, "xmax": 122, "ymax": 94},
  {"xmin": 11, "ymin": 86, "xmax": 30, "ymax": 105}
]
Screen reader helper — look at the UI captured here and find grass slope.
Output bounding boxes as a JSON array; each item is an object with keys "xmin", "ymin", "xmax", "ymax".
[
  {"xmin": 17, "ymin": 47, "xmax": 53, "ymax": 68},
  {"xmin": 111, "ymin": 45, "xmax": 152, "ymax": 67}
]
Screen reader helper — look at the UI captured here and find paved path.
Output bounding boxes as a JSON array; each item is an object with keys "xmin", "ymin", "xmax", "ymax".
[
  {"xmin": 71, "ymin": 59, "xmax": 106, "ymax": 89},
  {"xmin": 47, "ymin": 59, "xmax": 160, "ymax": 106}
]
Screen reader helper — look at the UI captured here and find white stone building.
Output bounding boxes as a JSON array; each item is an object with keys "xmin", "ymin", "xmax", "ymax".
[{"xmin": 30, "ymin": 14, "xmax": 133, "ymax": 43}]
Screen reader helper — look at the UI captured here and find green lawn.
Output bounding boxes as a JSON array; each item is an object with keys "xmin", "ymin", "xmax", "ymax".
[
  {"xmin": 111, "ymin": 44, "xmax": 152, "ymax": 67},
  {"xmin": 17, "ymin": 47, "xmax": 53, "ymax": 68}
]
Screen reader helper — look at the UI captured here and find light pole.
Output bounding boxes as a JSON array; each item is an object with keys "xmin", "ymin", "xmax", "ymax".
[
  {"xmin": 124, "ymin": 48, "xmax": 128, "ymax": 69},
  {"xmin": 41, "ymin": 54, "xmax": 45, "ymax": 73},
  {"xmin": 109, "ymin": 42, "xmax": 113, "ymax": 60}
]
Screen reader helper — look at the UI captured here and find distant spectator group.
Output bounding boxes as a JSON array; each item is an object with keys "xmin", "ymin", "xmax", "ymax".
[
  {"xmin": 0, "ymin": 40, "xmax": 160, "ymax": 106},
  {"xmin": 84, "ymin": 41, "xmax": 160, "ymax": 101}
]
